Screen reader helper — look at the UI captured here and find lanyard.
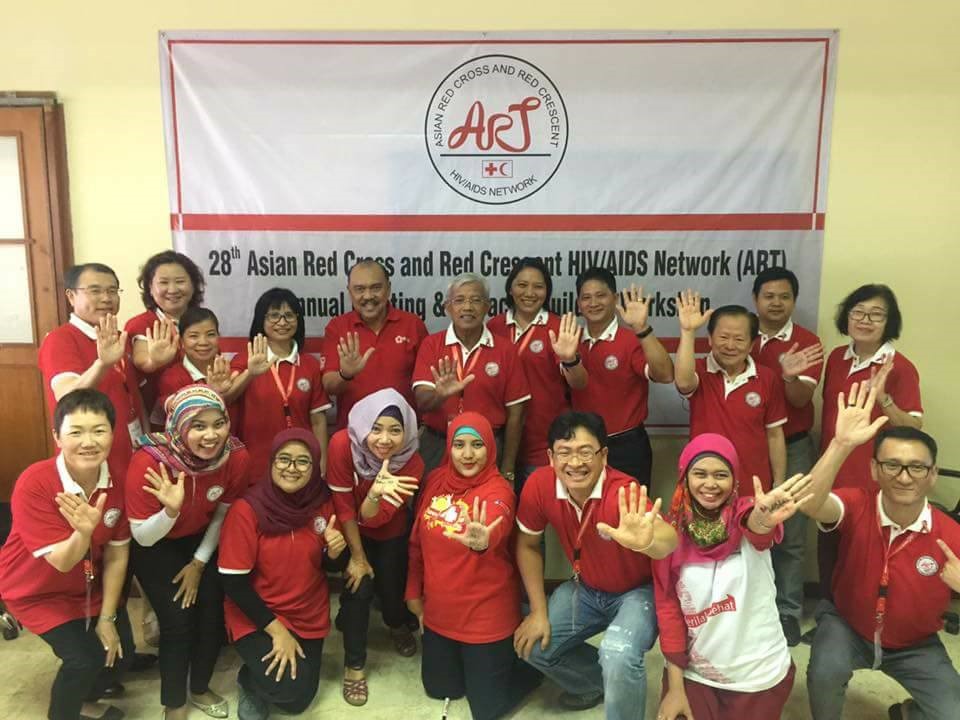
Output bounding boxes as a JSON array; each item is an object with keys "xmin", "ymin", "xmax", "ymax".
[
  {"xmin": 112, "ymin": 357, "xmax": 138, "ymax": 421},
  {"xmin": 871, "ymin": 508, "xmax": 923, "ymax": 668},
  {"xmin": 515, "ymin": 325, "xmax": 537, "ymax": 356},
  {"xmin": 451, "ymin": 345, "xmax": 482, "ymax": 416},
  {"xmin": 269, "ymin": 361, "xmax": 297, "ymax": 428},
  {"xmin": 571, "ymin": 502, "xmax": 595, "ymax": 630},
  {"xmin": 82, "ymin": 491, "xmax": 98, "ymax": 630}
]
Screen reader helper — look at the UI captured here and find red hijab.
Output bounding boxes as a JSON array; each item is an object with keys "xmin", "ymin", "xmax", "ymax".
[{"xmin": 430, "ymin": 412, "xmax": 501, "ymax": 495}]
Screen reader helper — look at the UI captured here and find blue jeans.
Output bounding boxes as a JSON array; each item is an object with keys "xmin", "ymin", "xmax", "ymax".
[{"xmin": 523, "ymin": 580, "xmax": 657, "ymax": 720}]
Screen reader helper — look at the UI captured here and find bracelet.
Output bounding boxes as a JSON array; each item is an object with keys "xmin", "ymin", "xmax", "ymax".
[
  {"xmin": 560, "ymin": 353, "xmax": 581, "ymax": 369},
  {"xmin": 367, "ymin": 493, "xmax": 381, "ymax": 504},
  {"xmin": 782, "ymin": 374, "xmax": 798, "ymax": 384},
  {"xmin": 339, "ymin": 369, "xmax": 354, "ymax": 382},
  {"xmin": 880, "ymin": 395, "xmax": 894, "ymax": 408},
  {"xmin": 98, "ymin": 613, "xmax": 118, "ymax": 623},
  {"xmin": 636, "ymin": 326, "xmax": 654, "ymax": 340}
]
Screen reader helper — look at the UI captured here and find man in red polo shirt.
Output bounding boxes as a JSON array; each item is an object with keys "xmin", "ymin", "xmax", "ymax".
[
  {"xmin": 675, "ymin": 291, "xmax": 787, "ymax": 498},
  {"xmin": 800, "ymin": 382, "xmax": 960, "ymax": 720},
  {"xmin": 750, "ymin": 267, "xmax": 825, "ymax": 646},
  {"xmin": 38, "ymin": 263, "xmax": 147, "ymax": 472},
  {"xmin": 514, "ymin": 412, "xmax": 677, "ymax": 718},
  {"xmin": 322, "ymin": 259, "xmax": 428, "ymax": 429},
  {"xmin": 413, "ymin": 272, "xmax": 530, "ymax": 479}
]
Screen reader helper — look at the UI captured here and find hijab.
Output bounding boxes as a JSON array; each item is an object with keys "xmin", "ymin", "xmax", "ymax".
[
  {"xmin": 430, "ymin": 412, "xmax": 501, "ymax": 496},
  {"xmin": 347, "ymin": 388, "xmax": 419, "ymax": 480},
  {"xmin": 138, "ymin": 384, "xmax": 242, "ymax": 475},
  {"xmin": 244, "ymin": 428, "xmax": 330, "ymax": 535}
]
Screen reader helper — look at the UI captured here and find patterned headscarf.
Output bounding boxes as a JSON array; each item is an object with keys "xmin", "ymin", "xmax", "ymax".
[{"xmin": 669, "ymin": 433, "xmax": 740, "ymax": 549}]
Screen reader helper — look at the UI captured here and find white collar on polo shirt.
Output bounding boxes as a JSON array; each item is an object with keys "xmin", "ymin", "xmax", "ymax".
[
  {"xmin": 69, "ymin": 313, "xmax": 98, "ymax": 341},
  {"xmin": 267, "ymin": 341, "xmax": 300, "ymax": 365},
  {"xmin": 505, "ymin": 308, "xmax": 548, "ymax": 341},
  {"xmin": 182, "ymin": 355, "xmax": 207, "ymax": 381},
  {"xmin": 56, "ymin": 453, "xmax": 111, "ymax": 499},
  {"xmin": 843, "ymin": 341, "xmax": 895, "ymax": 375},
  {"xmin": 444, "ymin": 323, "xmax": 495, "ymax": 358},
  {"xmin": 583, "ymin": 317, "xmax": 619, "ymax": 345},
  {"xmin": 877, "ymin": 492, "xmax": 931, "ymax": 544},
  {"xmin": 706, "ymin": 353, "xmax": 758, "ymax": 398},
  {"xmin": 555, "ymin": 469, "xmax": 606, "ymax": 520},
  {"xmin": 759, "ymin": 319, "xmax": 794, "ymax": 349}
]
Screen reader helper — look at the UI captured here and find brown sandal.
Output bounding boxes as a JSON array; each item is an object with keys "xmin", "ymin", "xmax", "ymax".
[
  {"xmin": 342, "ymin": 676, "xmax": 368, "ymax": 706},
  {"xmin": 391, "ymin": 626, "xmax": 418, "ymax": 657}
]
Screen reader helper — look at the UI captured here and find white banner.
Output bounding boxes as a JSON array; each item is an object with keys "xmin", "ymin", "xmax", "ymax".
[{"xmin": 159, "ymin": 30, "xmax": 837, "ymax": 428}]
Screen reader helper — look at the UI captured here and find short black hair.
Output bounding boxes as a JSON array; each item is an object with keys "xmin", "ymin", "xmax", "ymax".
[
  {"xmin": 504, "ymin": 257, "xmax": 553, "ymax": 309},
  {"xmin": 65, "ymin": 263, "xmax": 119, "ymax": 289},
  {"xmin": 137, "ymin": 251, "xmax": 206, "ymax": 311},
  {"xmin": 874, "ymin": 426, "xmax": 937, "ymax": 464},
  {"xmin": 707, "ymin": 305, "xmax": 759, "ymax": 340},
  {"xmin": 53, "ymin": 389, "xmax": 116, "ymax": 433},
  {"xmin": 834, "ymin": 284, "xmax": 903, "ymax": 342},
  {"xmin": 575, "ymin": 267, "xmax": 616, "ymax": 296},
  {"xmin": 547, "ymin": 412, "xmax": 609, "ymax": 450},
  {"xmin": 752, "ymin": 267, "xmax": 799, "ymax": 298},
  {"xmin": 249, "ymin": 287, "xmax": 306, "ymax": 349},
  {"xmin": 348, "ymin": 258, "xmax": 391, "ymax": 283},
  {"xmin": 179, "ymin": 306, "xmax": 219, "ymax": 335}
]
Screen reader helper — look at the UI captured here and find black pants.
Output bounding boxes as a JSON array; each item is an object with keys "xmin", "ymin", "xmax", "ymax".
[
  {"xmin": 606, "ymin": 425, "xmax": 652, "ymax": 487},
  {"xmin": 132, "ymin": 534, "xmax": 224, "ymax": 708},
  {"xmin": 336, "ymin": 533, "xmax": 418, "ymax": 668},
  {"xmin": 39, "ymin": 609, "xmax": 135, "ymax": 720},
  {"xmin": 235, "ymin": 630, "xmax": 324, "ymax": 714},
  {"xmin": 816, "ymin": 528, "xmax": 840, "ymax": 601},
  {"xmin": 422, "ymin": 627, "xmax": 541, "ymax": 720}
]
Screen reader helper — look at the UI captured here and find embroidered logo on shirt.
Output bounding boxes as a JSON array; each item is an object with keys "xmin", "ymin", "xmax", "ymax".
[
  {"xmin": 530, "ymin": 340, "xmax": 544, "ymax": 354},
  {"xmin": 206, "ymin": 485, "xmax": 225, "ymax": 502},
  {"xmin": 485, "ymin": 362, "xmax": 500, "ymax": 377},
  {"xmin": 296, "ymin": 378, "xmax": 311, "ymax": 392},
  {"xmin": 422, "ymin": 494, "xmax": 469, "ymax": 533},
  {"xmin": 684, "ymin": 593, "xmax": 738, "ymax": 628},
  {"xmin": 313, "ymin": 516, "xmax": 328, "ymax": 534},
  {"xmin": 103, "ymin": 508, "xmax": 121, "ymax": 528},
  {"xmin": 604, "ymin": 355, "xmax": 619, "ymax": 370},
  {"xmin": 745, "ymin": 391, "xmax": 762, "ymax": 408},
  {"xmin": 395, "ymin": 335, "xmax": 411, "ymax": 344},
  {"xmin": 916, "ymin": 555, "xmax": 939, "ymax": 576}
]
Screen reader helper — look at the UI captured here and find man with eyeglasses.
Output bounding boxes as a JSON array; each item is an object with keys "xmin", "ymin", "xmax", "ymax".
[
  {"xmin": 800, "ymin": 383, "xmax": 960, "ymax": 720},
  {"xmin": 514, "ymin": 412, "xmax": 677, "ymax": 718},
  {"xmin": 39, "ymin": 263, "xmax": 147, "ymax": 471}
]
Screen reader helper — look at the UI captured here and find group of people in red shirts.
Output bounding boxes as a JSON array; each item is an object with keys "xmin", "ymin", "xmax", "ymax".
[{"xmin": 0, "ymin": 249, "xmax": 957, "ymax": 720}]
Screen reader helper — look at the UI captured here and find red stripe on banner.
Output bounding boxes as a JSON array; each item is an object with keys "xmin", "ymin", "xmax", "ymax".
[
  {"xmin": 170, "ymin": 38, "xmax": 831, "ymax": 47},
  {"xmin": 812, "ymin": 39, "xmax": 830, "ymax": 216},
  {"xmin": 168, "ymin": 38, "xmax": 183, "ymax": 219},
  {"xmin": 170, "ymin": 213, "xmax": 826, "ymax": 233}
]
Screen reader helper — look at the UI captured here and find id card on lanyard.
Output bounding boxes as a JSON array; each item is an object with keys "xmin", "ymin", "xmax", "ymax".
[
  {"xmin": 571, "ymin": 503, "xmax": 595, "ymax": 630},
  {"xmin": 871, "ymin": 510, "xmax": 924, "ymax": 668},
  {"xmin": 270, "ymin": 361, "xmax": 297, "ymax": 428}
]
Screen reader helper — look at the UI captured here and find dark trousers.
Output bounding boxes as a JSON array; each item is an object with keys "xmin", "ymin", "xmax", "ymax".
[
  {"xmin": 606, "ymin": 425, "xmax": 652, "ymax": 487},
  {"xmin": 816, "ymin": 528, "xmax": 840, "ymax": 600},
  {"xmin": 422, "ymin": 627, "xmax": 541, "ymax": 720},
  {"xmin": 132, "ymin": 534, "xmax": 224, "ymax": 708},
  {"xmin": 235, "ymin": 630, "xmax": 324, "ymax": 714},
  {"xmin": 39, "ymin": 609, "xmax": 135, "ymax": 720},
  {"xmin": 336, "ymin": 533, "xmax": 418, "ymax": 668}
]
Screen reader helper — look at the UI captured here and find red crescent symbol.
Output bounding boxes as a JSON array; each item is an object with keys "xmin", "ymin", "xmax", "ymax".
[{"xmin": 498, "ymin": 162, "xmax": 509, "ymax": 175}]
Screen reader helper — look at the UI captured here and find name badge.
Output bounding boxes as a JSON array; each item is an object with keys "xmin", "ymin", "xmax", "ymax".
[{"xmin": 127, "ymin": 418, "xmax": 144, "ymax": 445}]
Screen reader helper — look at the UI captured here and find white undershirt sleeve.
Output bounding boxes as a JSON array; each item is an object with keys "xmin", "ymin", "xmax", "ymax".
[
  {"xmin": 129, "ymin": 509, "xmax": 179, "ymax": 546},
  {"xmin": 193, "ymin": 503, "xmax": 229, "ymax": 563}
]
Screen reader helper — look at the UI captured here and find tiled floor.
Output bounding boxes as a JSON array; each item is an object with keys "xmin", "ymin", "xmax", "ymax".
[{"xmin": 2, "ymin": 597, "xmax": 958, "ymax": 719}]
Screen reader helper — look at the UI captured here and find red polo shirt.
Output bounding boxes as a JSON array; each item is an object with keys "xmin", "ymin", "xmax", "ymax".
[
  {"xmin": 488, "ymin": 310, "xmax": 570, "ymax": 467},
  {"xmin": 156, "ymin": 358, "xmax": 242, "ymax": 429},
  {"xmin": 682, "ymin": 355, "xmax": 787, "ymax": 496},
  {"xmin": 516, "ymin": 465, "xmax": 654, "ymax": 594},
  {"xmin": 821, "ymin": 344, "xmax": 923, "ymax": 491},
  {"xmin": 750, "ymin": 320, "xmax": 823, "ymax": 438},
  {"xmin": 38, "ymin": 316, "xmax": 144, "ymax": 472},
  {"xmin": 125, "ymin": 309, "xmax": 180, "ymax": 417},
  {"xmin": 125, "ymin": 447, "xmax": 250, "ymax": 539},
  {"xmin": 321, "ymin": 307, "xmax": 428, "ymax": 428},
  {"xmin": 570, "ymin": 319, "xmax": 650, "ymax": 435},
  {"xmin": 412, "ymin": 326, "xmax": 531, "ymax": 433},
  {"xmin": 0, "ymin": 456, "xmax": 130, "ymax": 634},
  {"xmin": 825, "ymin": 489, "xmax": 960, "ymax": 649},
  {"xmin": 219, "ymin": 498, "xmax": 337, "ymax": 641},
  {"xmin": 326, "ymin": 429, "xmax": 424, "ymax": 541},
  {"xmin": 231, "ymin": 345, "xmax": 331, "ymax": 481}
]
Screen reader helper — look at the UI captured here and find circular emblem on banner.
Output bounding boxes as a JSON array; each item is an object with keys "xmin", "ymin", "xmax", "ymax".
[
  {"xmin": 916, "ymin": 555, "xmax": 939, "ymax": 576},
  {"xmin": 425, "ymin": 54, "xmax": 569, "ymax": 205},
  {"xmin": 103, "ymin": 508, "xmax": 121, "ymax": 528},
  {"xmin": 745, "ymin": 391, "xmax": 762, "ymax": 408},
  {"xmin": 313, "ymin": 516, "xmax": 328, "ymax": 535},
  {"xmin": 296, "ymin": 378, "xmax": 311, "ymax": 393},
  {"xmin": 604, "ymin": 355, "xmax": 619, "ymax": 371},
  {"xmin": 530, "ymin": 339, "xmax": 544, "ymax": 354},
  {"xmin": 206, "ymin": 485, "xmax": 225, "ymax": 502},
  {"xmin": 485, "ymin": 362, "xmax": 500, "ymax": 377}
]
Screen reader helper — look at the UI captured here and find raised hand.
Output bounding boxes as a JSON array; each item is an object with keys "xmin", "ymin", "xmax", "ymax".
[
  {"xmin": 834, "ymin": 382, "xmax": 889, "ymax": 449},
  {"xmin": 263, "ymin": 619, "xmax": 305, "ymax": 681},
  {"xmin": 868, "ymin": 354, "xmax": 895, "ymax": 404},
  {"xmin": 443, "ymin": 497, "xmax": 505, "ymax": 552},
  {"xmin": 246, "ymin": 334, "xmax": 272, "ymax": 376},
  {"xmin": 936, "ymin": 539, "xmax": 960, "ymax": 594},
  {"xmin": 145, "ymin": 317, "xmax": 179, "ymax": 368},
  {"xmin": 142, "ymin": 464, "xmax": 185, "ymax": 516},
  {"xmin": 780, "ymin": 342, "xmax": 824, "ymax": 379},
  {"xmin": 206, "ymin": 355, "xmax": 239, "ymax": 395},
  {"xmin": 369, "ymin": 459, "xmax": 419, "ymax": 505},
  {"xmin": 337, "ymin": 332, "xmax": 375, "ymax": 379},
  {"xmin": 549, "ymin": 312, "xmax": 582, "ymax": 363},
  {"xmin": 751, "ymin": 473, "xmax": 813, "ymax": 530},
  {"xmin": 596, "ymin": 483, "xmax": 662, "ymax": 553},
  {"xmin": 96, "ymin": 314, "xmax": 127, "ymax": 367},
  {"xmin": 617, "ymin": 284, "xmax": 653, "ymax": 333},
  {"xmin": 430, "ymin": 355, "xmax": 475, "ymax": 399},
  {"xmin": 171, "ymin": 559, "xmax": 204, "ymax": 609},
  {"xmin": 677, "ymin": 289, "xmax": 714, "ymax": 332},
  {"xmin": 55, "ymin": 492, "xmax": 107, "ymax": 537},
  {"xmin": 323, "ymin": 515, "xmax": 347, "ymax": 559},
  {"xmin": 345, "ymin": 554, "xmax": 374, "ymax": 593}
]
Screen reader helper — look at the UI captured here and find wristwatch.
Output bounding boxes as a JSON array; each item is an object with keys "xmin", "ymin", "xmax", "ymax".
[
  {"xmin": 98, "ymin": 613, "xmax": 118, "ymax": 623},
  {"xmin": 636, "ymin": 326, "xmax": 654, "ymax": 340},
  {"xmin": 503, "ymin": 471, "xmax": 516, "ymax": 482}
]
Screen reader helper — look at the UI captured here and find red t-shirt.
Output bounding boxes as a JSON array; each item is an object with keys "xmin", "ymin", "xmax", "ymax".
[
  {"xmin": 750, "ymin": 321, "xmax": 823, "ymax": 437},
  {"xmin": 321, "ymin": 307, "xmax": 428, "ymax": 429},
  {"xmin": 821, "ymin": 345, "xmax": 923, "ymax": 491},
  {"xmin": 517, "ymin": 466, "xmax": 654, "ymax": 594},
  {"xmin": 125, "ymin": 309, "xmax": 181, "ymax": 416},
  {"xmin": 326, "ymin": 429, "xmax": 424, "ymax": 541},
  {"xmin": 125, "ymin": 448, "xmax": 250, "ymax": 539},
  {"xmin": 219, "ymin": 498, "xmax": 337, "ymax": 641},
  {"xmin": 488, "ymin": 311, "xmax": 570, "ymax": 467},
  {"xmin": 412, "ymin": 327, "xmax": 531, "ymax": 433},
  {"xmin": 231, "ymin": 349, "xmax": 331, "ymax": 481},
  {"xmin": 0, "ymin": 457, "xmax": 130, "ymax": 634},
  {"xmin": 683, "ymin": 356, "xmax": 787, "ymax": 495},
  {"xmin": 570, "ymin": 322, "xmax": 650, "ymax": 434},
  {"xmin": 405, "ymin": 472, "xmax": 519, "ymax": 643},
  {"xmin": 156, "ymin": 359, "xmax": 242, "ymax": 429},
  {"xmin": 828, "ymin": 489, "xmax": 960, "ymax": 649},
  {"xmin": 38, "ymin": 318, "xmax": 144, "ymax": 472}
]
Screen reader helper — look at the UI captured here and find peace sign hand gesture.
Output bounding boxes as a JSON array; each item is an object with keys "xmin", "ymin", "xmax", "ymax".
[
  {"xmin": 750, "ymin": 473, "xmax": 813, "ymax": 532},
  {"xmin": 936, "ymin": 539, "xmax": 960, "ymax": 593},
  {"xmin": 247, "ymin": 334, "xmax": 272, "ymax": 377},
  {"xmin": 207, "ymin": 354, "xmax": 240, "ymax": 395},
  {"xmin": 443, "ymin": 497, "xmax": 504, "ymax": 552},
  {"xmin": 55, "ymin": 492, "xmax": 107, "ymax": 537},
  {"xmin": 337, "ymin": 332, "xmax": 375, "ymax": 379},
  {"xmin": 780, "ymin": 342, "xmax": 824, "ymax": 380},
  {"xmin": 549, "ymin": 312, "xmax": 582, "ymax": 363},
  {"xmin": 677, "ymin": 289, "xmax": 714, "ymax": 332},
  {"xmin": 618, "ymin": 284, "xmax": 653, "ymax": 333},
  {"xmin": 142, "ymin": 464, "xmax": 185, "ymax": 516},
  {"xmin": 430, "ymin": 355, "xmax": 475, "ymax": 399},
  {"xmin": 369, "ymin": 459, "xmax": 420, "ymax": 505},
  {"xmin": 596, "ymin": 483, "xmax": 662, "ymax": 553},
  {"xmin": 145, "ymin": 318, "xmax": 179, "ymax": 368},
  {"xmin": 96, "ymin": 314, "xmax": 127, "ymax": 367}
]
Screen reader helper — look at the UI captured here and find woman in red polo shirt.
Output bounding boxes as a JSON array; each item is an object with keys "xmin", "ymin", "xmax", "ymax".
[
  {"xmin": 126, "ymin": 385, "xmax": 250, "ymax": 720},
  {"xmin": 219, "ymin": 428, "xmax": 348, "ymax": 719},
  {"xmin": 654, "ymin": 433, "xmax": 811, "ymax": 720},
  {"xmin": 405, "ymin": 412, "xmax": 540, "ymax": 720},
  {"xmin": 327, "ymin": 389, "xmax": 422, "ymax": 706}
]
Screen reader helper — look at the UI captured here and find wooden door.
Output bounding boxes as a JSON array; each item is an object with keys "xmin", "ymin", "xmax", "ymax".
[{"xmin": 0, "ymin": 99, "xmax": 73, "ymax": 500}]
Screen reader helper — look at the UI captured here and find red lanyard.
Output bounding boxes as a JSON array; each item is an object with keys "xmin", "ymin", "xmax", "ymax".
[
  {"xmin": 872, "ymin": 508, "xmax": 924, "ymax": 658},
  {"xmin": 571, "ymin": 503, "xmax": 596, "ymax": 582},
  {"xmin": 515, "ymin": 325, "xmax": 537, "ymax": 355},
  {"xmin": 451, "ymin": 345, "xmax": 482, "ymax": 416},
  {"xmin": 112, "ymin": 357, "xmax": 137, "ymax": 421},
  {"xmin": 269, "ymin": 361, "xmax": 297, "ymax": 428}
]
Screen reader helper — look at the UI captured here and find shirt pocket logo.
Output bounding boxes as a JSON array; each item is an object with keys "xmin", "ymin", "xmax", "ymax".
[
  {"xmin": 103, "ymin": 508, "xmax": 121, "ymax": 528},
  {"xmin": 745, "ymin": 391, "xmax": 762, "ymax": 408},
  {"xmin": 604, "ymin": 355, "xmax": 619, "ymax": 371},
  {"xmin": 296, "ymin": 378, "xmax": 311, "ymax": 392},
  {"xmin": 530, "ymin": 340, "xmax": 544, "ymax": 354},
  {"xmin": 916, "ymin": 555, "xmax": 939, "ymax": 576},
  {"xmin": 485, "ymin": 362, "xmax": 500, "ymax": 377},
  {"xmin": 313, "ymin": 516, "xmax": 327, "ymax": 534},
  {"xmin": 206, "ymin": 485, "xmax": 225, "ymax": 502}
]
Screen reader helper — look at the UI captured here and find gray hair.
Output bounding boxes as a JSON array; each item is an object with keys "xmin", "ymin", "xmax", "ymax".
[{"xmin": 445, "ymin": 272, "xmax": 489, "ymax": 304}]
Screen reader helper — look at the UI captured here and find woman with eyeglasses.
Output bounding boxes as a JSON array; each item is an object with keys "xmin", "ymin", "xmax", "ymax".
[
  {"xmin": 229, "ymin": 288, "xmax": 332, "ymax": 482},
  {"xmin": 219, "ymin": 428, "xmax": 348, "ymax": 720}
]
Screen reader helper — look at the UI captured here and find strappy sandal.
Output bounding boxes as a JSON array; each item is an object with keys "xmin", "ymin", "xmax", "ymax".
[
  {"xmin": 342, "ymin": 676, "xmax": 369, "ymax": 706},
  {"xmin": 391, "ymin": 626, "xmax": 417, "ymax": 657}
]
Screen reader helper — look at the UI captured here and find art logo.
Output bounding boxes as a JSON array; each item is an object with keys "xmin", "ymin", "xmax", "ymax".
[{"xmin": 425, "ymin": 54, "xmax": 568, "ymax": 204}]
